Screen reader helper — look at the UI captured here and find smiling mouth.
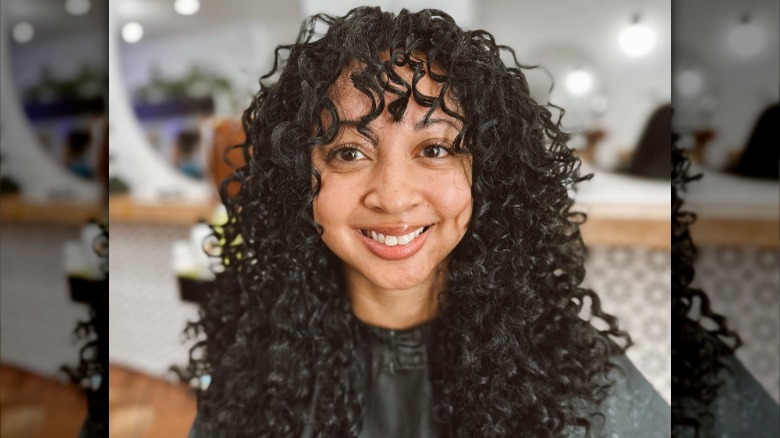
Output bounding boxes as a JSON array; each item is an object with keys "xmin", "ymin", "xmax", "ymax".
[{"xmin": 359, "ymin": 225, "xmax": 433, "ymax": 247}]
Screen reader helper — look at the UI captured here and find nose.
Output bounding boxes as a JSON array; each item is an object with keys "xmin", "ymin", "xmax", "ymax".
[{"xmin": 363, "ymin": 157, "xmax": 424, "ymax": 214}]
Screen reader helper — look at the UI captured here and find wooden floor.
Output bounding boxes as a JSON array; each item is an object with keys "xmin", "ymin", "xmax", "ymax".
[
  {"xmin": 1, "ymin": 364, "xmax": 86, "ymax": 438},
  {"xmin": 109, "ymin": 365, "xmax": 196, "ymax": 437},
  {"xmin": 1, "ymin": 363, "xmax": 197, "ymax": 438}
]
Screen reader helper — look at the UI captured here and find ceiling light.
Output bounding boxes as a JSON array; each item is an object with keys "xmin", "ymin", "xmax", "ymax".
[
  {"xmin": 565, "ymin": 70, "xmax": 593, "ymax": 95},
  {"xmin": 174, "ymin": 0, "xmax": 201, "ymax": 16},
  {"xmin": 122, "ymin": 22, "xmax": 144, "ymax": 43},
  {"xmin": 619, "ymin": 16, "xmax": 656, "ymax": 57},
  {"xmin": 727, "ymin": 14, "xmax": 765, "ymax": 57},
  {"xmin": 65, "ymin": 0, "xmax": 91, "ymax": 15},
  {"xmin": 12, "ymin": 22, "xmax": 35, "ymax": 44}
]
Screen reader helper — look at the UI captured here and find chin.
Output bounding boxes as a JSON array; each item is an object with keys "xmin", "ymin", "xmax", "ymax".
[{"xmin": 368, "ymin": 267, "xmax": 434, "ymax": 291}]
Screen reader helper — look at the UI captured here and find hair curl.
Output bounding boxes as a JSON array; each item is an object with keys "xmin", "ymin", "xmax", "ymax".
[
  {"xmin": 193, "ymin": 7, "xmax": 630, "ymax": 437},
  {"xmin": 671, "ymin": 140, "xmax": 741, "ymax": 436}
]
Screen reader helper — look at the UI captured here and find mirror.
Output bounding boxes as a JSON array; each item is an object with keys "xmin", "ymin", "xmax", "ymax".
[
  {"xmin": 113, "ymin": 0, "xmax": 290, "ymax": 188},
  {"xmin": 4, "ymin": 0, "xmax": 107, "ymax": 183}
]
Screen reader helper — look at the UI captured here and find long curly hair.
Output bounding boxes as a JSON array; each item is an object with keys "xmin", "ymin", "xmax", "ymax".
[
  {"xmin": 671, "ymin": 141, "xmax": 741, "ymax": 436},
  {"xmin": 192, "ymin": 7, "xmax": 630, "ymax": 437}
]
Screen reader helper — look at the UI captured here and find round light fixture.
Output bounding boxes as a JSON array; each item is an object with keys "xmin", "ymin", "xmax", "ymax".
[
  {"xmin": 565, "ymin": 69, "xmax": 593, "ymax": 95},
  {"xmin": 619, "ymin": 19, "xmax": 656, "ymax": 57},
  {"xmin": 12, "ymin": 22, "xmax": 35, "ymax": 44},
  {"xmin": 675, "ymin": 69, "xmax": 704, "ymax": 97},
  {"xmin": 174, "ymin": 0, "xmax": 201, "ymax": 16},
  {"xmin": 727, "ymin": 19, "xmax": 765, "ymax": 57},
  {"xmin": 122, "ymin": 22, "xmax": 144, "ymax": 43},
  {"xmin": 65, "ymin": 0, "xmax": 91, "ymax": 15}
]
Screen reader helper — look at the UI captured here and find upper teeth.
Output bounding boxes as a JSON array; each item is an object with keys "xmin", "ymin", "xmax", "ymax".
[{"xmin": 366, "ymin": 226, "xmax": 426, "ymax": 246}]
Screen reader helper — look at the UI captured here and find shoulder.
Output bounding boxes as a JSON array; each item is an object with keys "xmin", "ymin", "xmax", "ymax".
[
  {"xmin": 567, "ymin": 350, "xmax": 671, "ymax": 437},
  {"xmin": 599, "ymin": 352, "xmax": 670, "ymax": 437},
  {"xmin": 707, "ymin": 354, "xmax": 780, "ymax": 437}
]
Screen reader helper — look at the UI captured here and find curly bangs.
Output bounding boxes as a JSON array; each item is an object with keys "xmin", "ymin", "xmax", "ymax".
[{"xmin": 192, "ymin": 6, "xmax": 630, "ymax": 437}]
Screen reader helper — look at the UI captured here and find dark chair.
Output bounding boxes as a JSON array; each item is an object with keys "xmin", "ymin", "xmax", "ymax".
[
  {"xmin": 731, "ymin": 103, "xmax": 779, "ymax": 180},
  {"xmin": 623, "ymin": 103, "xmax": 672, "ymax": 180}
]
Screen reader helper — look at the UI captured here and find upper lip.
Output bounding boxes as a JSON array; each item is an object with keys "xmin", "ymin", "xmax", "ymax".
[{"xmin": 357, "ymin": 224, "xmax": 434, "ymax": 236}]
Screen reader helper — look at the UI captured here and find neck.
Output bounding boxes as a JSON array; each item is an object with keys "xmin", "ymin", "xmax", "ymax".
[{"xmin": 345, "ymin": 267, "xmax": 444, "ymax": 330}]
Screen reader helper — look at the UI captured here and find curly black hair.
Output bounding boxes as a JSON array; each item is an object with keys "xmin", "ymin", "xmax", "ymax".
[
  {"xmin": 62, "ymin": 223, "xmax": 108, "ymax": 437},
  {"xmin": 192, "ymin": 7, "xmax": 631, "ymax": 437},
  {"xmin": 671, "ymin": 141, "xmax": 741, "ymax": 436}
]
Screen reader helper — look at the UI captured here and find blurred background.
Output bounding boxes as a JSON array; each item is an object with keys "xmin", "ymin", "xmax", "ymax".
[
  {"xmin": 1, "ymin": 0, "xmax": 107, "ymax": 436},
  {"xmin": 673, "ymin": 0, "xmax": 779, "ymax": 425},
  {"xmin": 0, "ymin": 0, "xmax": 768, "ymax": 437}
]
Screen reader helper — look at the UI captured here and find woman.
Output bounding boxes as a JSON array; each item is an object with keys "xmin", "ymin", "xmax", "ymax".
[{"xmin": 191, "ymin": 7, "xmax": 669, "ymax": 437}]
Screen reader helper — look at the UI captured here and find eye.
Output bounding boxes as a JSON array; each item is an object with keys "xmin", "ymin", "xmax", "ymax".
[
  {"xmin": 420, "ymin": 144, "xmax": 451, "ymax": 158},
  {"xmin": 330, "ymin": 146, "xmax": 366, "ymax": 162}
]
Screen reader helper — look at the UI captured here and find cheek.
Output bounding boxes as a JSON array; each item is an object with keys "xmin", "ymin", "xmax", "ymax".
[
  {"xmin": 313, "ymin": 192, "xmax": 342, "ymax": 253},
  {"xmin": 312, "ymin": 175, "xmax": 355, "ymax": 229},
  {"xmin": 312, "ymin": 189, "xmax": 336, "ymax": 227},
  {"xmin": 451, "ymin": 194, "xmax": 473, "ymax": 234},
  {"xmin": 427, "ymin": 172, "xmax": 473, "ymax": 230}
]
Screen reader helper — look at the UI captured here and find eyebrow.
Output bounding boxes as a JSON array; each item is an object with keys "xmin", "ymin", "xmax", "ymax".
[
  {"xmin": 334, "ymin": 117, "xmax": 460, "ymax": 147},
  {"xmin": 415, "ymin": 117, "xmax": 461, "ymax": 131},
  {"xmin": 340, "ymin": 118, "xmax": 459, "ymax": 130}
]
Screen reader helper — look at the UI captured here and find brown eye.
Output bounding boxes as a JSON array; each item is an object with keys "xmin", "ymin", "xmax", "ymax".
[
  {"xmin": 421, "ymin": 144, "xmax": 450, "ymax": 158},
  {"xmin": 331, "ymin": 147, "xmax": 365, "ymax": 162}
]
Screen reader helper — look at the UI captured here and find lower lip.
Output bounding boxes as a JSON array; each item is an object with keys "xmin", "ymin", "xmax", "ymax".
[{"xmin": 357, "ymin": 226, "xmax": 432, "ymax": 260}]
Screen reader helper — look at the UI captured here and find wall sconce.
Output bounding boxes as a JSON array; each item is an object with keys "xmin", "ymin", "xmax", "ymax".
[
  {"xmin": 619, "ymin": 15, "xmax": 656, "ymax": 57},
  {"xmin": 121, "ymin": 22, "xmax": 144, "ymax": 43},
  {"xmin": 175, "ymin": 0, "xmax": 201, "ymax": 16},
  {"xmin": 727, "ymin": 13, "xmax": 766, "ymax": 57},
  {"xmin": 565, "ymin": 69, "xmax": 594, "ymax": 96},
  {"xmin": 65, "ymin": 0, "xmax": 91, "ymax": 16},
  {"xmin": 12, "ymin": 21, "xmax": 34, "ymax": 44}
]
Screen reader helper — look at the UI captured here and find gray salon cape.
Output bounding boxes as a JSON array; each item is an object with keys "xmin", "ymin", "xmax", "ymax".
[{"xmin": 190, "ymin": 318, "xmax": 674, "ymax": 437}]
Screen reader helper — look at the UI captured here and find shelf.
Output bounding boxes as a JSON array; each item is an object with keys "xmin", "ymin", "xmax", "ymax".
[
  {"xmin": 580, "ymin": 218, "xmax": 670, "ymax": 248},
  {"xmin": 689, "ymin": 217, "xmax": 778, "ymax": 248},
  {"xmin": 575, "ymin": 202, "xmax": 670, "ymax": 249},
  {"xmin": 683, "ymin": 168, "xmax": 778, "ymax": 248},
  {"xmin": 109, "ymin": 195, "xmax": 218, "ymax": 225},
  {"xmin": 0, "ymin": 195, "xmax": 103, "ymax": 225}
]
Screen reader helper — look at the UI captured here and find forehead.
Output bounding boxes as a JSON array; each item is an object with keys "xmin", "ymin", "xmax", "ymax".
[{"xmin": 327, "ymin": 56, "xmax": 463, "ymax": 126}]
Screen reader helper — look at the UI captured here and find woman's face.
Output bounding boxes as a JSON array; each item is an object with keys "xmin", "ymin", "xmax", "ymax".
[{"xmin": 312, "ymin": 64, "xmax": 473, "ymax": 292}]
